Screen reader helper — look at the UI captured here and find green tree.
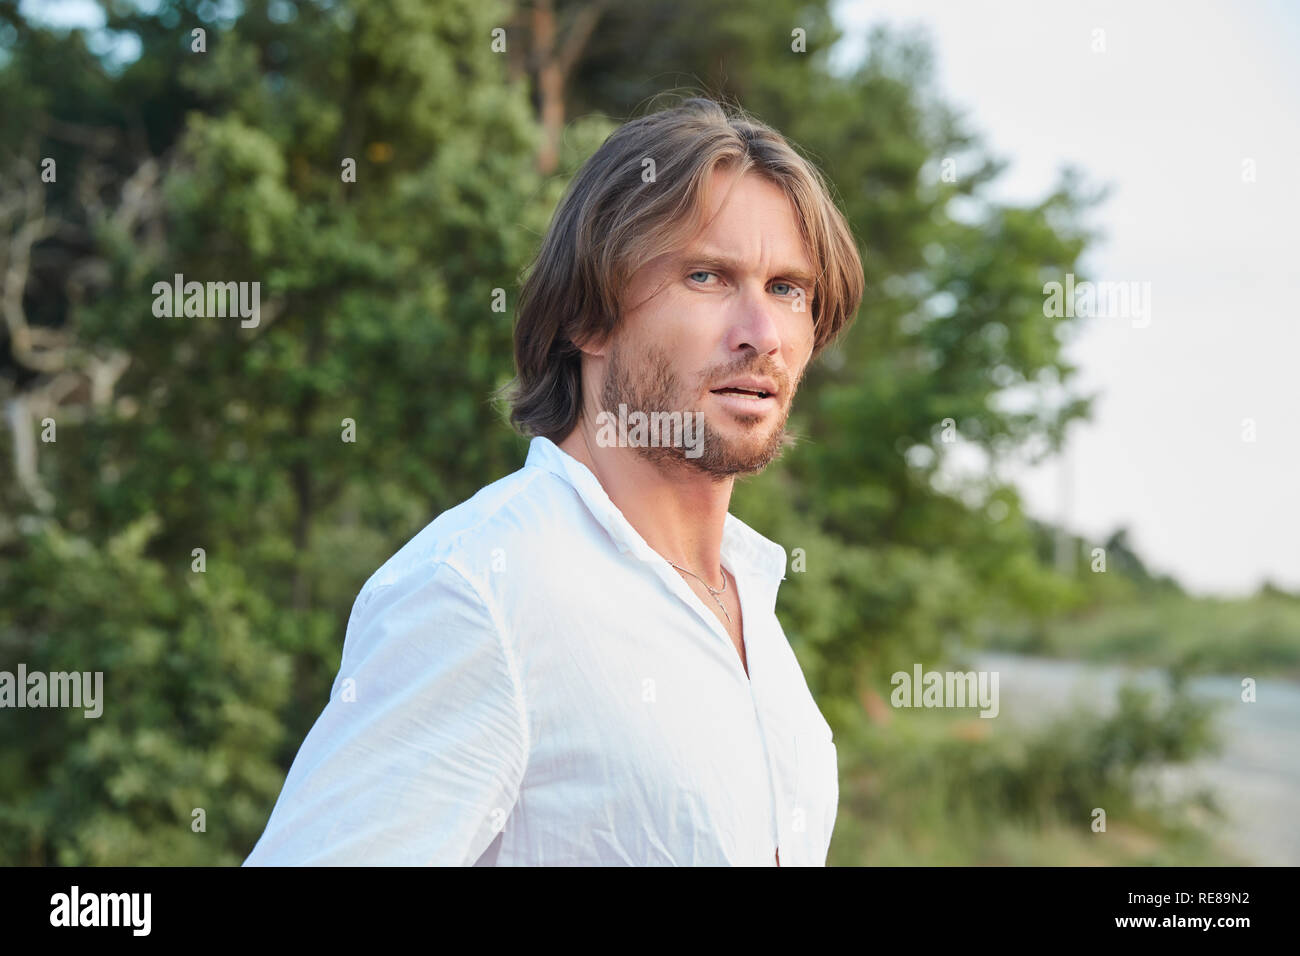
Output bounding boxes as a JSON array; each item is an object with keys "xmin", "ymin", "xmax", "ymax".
[
  {"xmin": 1, "ymin": 0, "xmax": 556, "ymax": 863},
  {"xmin": 3, "ymin": 0, "xmax": 1147, "ymax": 865}
]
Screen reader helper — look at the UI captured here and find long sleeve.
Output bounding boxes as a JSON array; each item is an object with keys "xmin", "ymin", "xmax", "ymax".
[{"xmin": 243, "ymin": 560, "xmax": 529, "ymax": 866}]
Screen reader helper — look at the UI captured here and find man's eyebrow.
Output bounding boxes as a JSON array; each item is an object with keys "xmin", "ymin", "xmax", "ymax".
[{"xmin": 676, "ymin": 250, "xmax": 819, "ymax": 291}]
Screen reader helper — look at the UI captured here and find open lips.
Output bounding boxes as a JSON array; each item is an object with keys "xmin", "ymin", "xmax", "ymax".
[{"xmin": 709, "ymin": 379, "xmax": 778, "ymax": 400}]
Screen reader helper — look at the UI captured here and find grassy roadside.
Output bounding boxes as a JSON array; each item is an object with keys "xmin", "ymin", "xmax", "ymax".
[{"xmin": 827, "ymin": 682, "xmax": 1244, "ymax": 866}]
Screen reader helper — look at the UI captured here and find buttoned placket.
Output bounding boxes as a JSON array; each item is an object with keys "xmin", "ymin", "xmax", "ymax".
[
  {"xmin": 611, "ymin": 518, "xmax": 786, "ymax": 866},
  {"xmin": 536, "ymin": 443, "xmax": 787, "ymax": 866}
]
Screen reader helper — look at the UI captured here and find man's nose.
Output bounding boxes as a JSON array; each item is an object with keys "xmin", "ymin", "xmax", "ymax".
[{"xmin": 726, "ymin": 285, "xmax": 782, "ymax": 355}]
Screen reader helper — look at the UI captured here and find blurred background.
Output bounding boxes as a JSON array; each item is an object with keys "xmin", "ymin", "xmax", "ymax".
[{"xmin": 2, "ymin": 0, "xmax": 1297, "ymax": 866}]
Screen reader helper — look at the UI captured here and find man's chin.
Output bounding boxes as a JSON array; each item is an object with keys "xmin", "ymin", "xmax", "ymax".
[{"xmin": 686, "ymin": 424, "xmax": 790, "ymax": 478}]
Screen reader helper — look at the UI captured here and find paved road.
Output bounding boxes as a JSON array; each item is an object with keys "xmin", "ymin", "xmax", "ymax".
[{"xmin": 968, "ymin": 651, "xmax": 1300, "ymax": 865}]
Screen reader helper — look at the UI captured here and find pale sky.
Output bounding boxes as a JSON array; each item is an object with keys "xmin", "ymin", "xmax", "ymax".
[{"xmin": 832, "ymin": 0, "xmax": 1300, "ymax": 596}]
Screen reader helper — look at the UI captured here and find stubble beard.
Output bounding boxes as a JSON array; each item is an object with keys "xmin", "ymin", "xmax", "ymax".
[{"xmin": 598, "ymin": 339, "xmax": 796, "ymax": 480}]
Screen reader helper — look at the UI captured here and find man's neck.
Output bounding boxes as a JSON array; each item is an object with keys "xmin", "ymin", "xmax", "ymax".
[{"xmin": 556, "ymin": 419, "xmax": 733, "ymax": 582}]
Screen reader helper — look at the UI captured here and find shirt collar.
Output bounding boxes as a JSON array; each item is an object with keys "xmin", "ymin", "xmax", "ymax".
[{"xmin": 524, "ymin": 436, "xmax": 788, "ymax": 587}]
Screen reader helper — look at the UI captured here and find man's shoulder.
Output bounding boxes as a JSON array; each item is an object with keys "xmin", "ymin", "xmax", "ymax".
[{"xmin": 356, "ymin": 459, "xmax": 577, "ymax": 602}]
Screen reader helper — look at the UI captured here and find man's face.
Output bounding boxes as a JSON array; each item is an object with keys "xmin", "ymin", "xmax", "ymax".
[{"xmin": 594, "ymin": 167, "xmax": 818, "ymax": 479}]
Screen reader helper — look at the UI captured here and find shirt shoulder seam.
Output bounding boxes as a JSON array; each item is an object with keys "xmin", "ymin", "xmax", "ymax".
[
  {"xmin": 434, "ymin": 557, "xmax": 533, "ymax": 784},
  {"xmin": 435, "ymin": 466, "xmax": 550, "ymax": 554}
]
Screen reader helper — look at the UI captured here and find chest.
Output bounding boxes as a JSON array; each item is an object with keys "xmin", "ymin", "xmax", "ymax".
[
  {"xmin": 505, "ymin": 589, "xmax": 837, "ymax": 863},
  {"xmin": 678, "ymin": 570, "xmax": 748, "ymax": 674},
  {"xmin": 494, "ymin": 554, "xmax": 839, "ymax": 864}
]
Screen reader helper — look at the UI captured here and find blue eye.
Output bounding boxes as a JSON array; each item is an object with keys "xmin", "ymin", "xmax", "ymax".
[{"xmin": 687, "ymin": 273, "xmax": 803, "ymax": 297}]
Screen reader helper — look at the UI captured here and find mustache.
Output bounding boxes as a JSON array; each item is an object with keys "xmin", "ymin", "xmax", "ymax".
[{"xmin": 702, "ymin": 359, "xmax": 793, "ymax": 393}]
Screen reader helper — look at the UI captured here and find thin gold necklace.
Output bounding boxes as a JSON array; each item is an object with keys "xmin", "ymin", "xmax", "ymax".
[{"xmin": 668, "ymin": 561, "xmax": 731, "ymax": 623}]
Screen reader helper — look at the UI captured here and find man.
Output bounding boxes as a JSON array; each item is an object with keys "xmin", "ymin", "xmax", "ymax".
[{"xmin": 244, "ymin": 97, "xmax": 864, "ymax": 866}]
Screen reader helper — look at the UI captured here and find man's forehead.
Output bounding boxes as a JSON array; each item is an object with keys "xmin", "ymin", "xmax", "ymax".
[{"xmin": 683, "ymin": 240, "xmax": 812, "ymax": 265}]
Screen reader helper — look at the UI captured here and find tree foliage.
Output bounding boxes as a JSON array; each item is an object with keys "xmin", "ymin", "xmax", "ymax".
[{"xmin": 1, "ymin": 0, "xmax": 1123, "ymax": 863}]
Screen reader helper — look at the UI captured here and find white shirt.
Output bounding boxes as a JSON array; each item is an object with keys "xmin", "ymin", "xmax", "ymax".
[{"xmin": 243, "ymin": 436, "xmax": 839, "ymax": 866}]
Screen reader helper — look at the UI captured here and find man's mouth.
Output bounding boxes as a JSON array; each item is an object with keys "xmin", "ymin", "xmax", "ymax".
[{"xmin": 708, "ymin": 384, "xmax": 780, "ymax": 420}]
